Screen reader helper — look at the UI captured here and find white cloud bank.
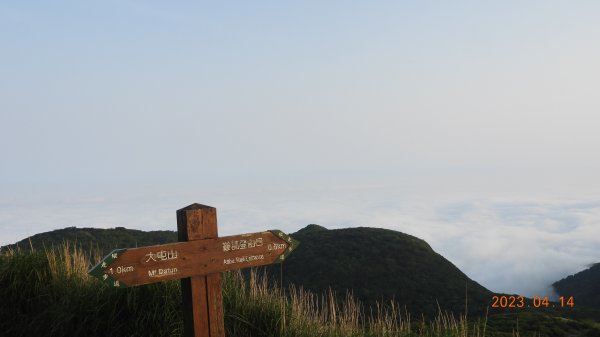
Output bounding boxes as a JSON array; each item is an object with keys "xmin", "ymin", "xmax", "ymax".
[{"xmin": 1, "ymin": 178, "xmax": 599, "ymax": 299}]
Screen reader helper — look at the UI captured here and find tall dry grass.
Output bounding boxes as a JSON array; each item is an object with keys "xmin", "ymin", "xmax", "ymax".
[
  {"xmin": 1, "ymin": 241, "xmax": 491, "ymax": 337},
  {"xmin": 224, "ymin": 269, "xmax": 489, "ymax": 337}
]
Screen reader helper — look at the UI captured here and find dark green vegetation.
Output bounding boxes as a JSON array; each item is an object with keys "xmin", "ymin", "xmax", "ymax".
[
  {"xmin": 1, "ymin": 226, "xmax": 176, "ymax": 256},
  {"xmin": 485, "ymin": 312, "xmax": 600, "ymax": 337},
  {"xmin": 3, "ymin": 226, "xmax": 600, "ymax": 336},
  {"xmin": 0, "ymin": 244, "xmax": 182, "ymax": 337},
  {"xmin": 5, "ymin": 225, "xmax": 494, "ymax": 318},
  {"xmin": 260, "ymin": 225, "xmax": 492, "ymax": 318},
  {"xmin": 554, "ymin": 263, "xmax": 600, "ymax": 311},
  {"xmin": 1, "ymin": 244, "xmax": 484, "ymax": 337}
]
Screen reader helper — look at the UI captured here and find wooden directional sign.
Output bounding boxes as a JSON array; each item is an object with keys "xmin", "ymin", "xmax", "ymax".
[
  {"xmin": 87, "ymin": 203, "xmax": 299, "ymax": 337},
  {"xmin": 89, "ymin": 230, "xmax": 299, "ymax": 288}
]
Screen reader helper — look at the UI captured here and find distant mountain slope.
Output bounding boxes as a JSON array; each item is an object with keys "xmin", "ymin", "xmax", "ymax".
[
  {"xmin": 1, "ymin": 227, "xmax": 177, "ymax": 257},
  {"xmin": 261, "ymin": 224, "xmax": 493, "ymax": 318},
  {"xmin": 3, "ymin": 225, "xmax": 600, "ymax": 336},
  {"xmin": 553, "ymin": 263, "xmax": 600, "ymax": 310}
]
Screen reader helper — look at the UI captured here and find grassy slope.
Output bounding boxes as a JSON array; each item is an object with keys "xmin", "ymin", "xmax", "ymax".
[
  {"xmin": 1, "ymin": 226, "xmax": 177, "ymax": 256},
  {"xmin": 553, "ymin": 263, "xmax": 600, "ymax": 311},
  {"xmin": 3, "ymin": 225, "xmax": 493, "ymax": 318},
  {"xmin": 0, "ymin": 227, "xmax": 600, "ymax": 337},
  {"xmin": 0, "ymin": 246, "xmax": 182, "ymax": 337},
  {"xmin": 2, "ymin": 244, "xmax": 600, "ymax": 337},
  {"xmin": 0, "ymin": 244, "xmax": 474, "ymax": 337},
  {"xmin": 262, "ymin": 225, "xmax": 492, "ymax": 318}
]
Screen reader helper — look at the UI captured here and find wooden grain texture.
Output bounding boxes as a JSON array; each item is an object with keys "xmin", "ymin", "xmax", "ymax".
[
  {"xmin": 178, "ymin": 204, "xmax": 224, "ymax": 337},
  {"xmin": 91, "ymin": 231, "xmax": 292, "ymax": 287},
  {"xmin": 86, "ymin": 203, "xmax": 300, "ymax": 337}
]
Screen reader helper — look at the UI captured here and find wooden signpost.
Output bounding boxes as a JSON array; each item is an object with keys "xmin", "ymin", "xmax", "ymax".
[{"xmin": 88, "ymin": 203, "xmax": 299, "ymax": 337}]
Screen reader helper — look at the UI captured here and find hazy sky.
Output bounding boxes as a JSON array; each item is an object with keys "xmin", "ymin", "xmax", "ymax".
[{"xmin": 1, "ymin": 1, "xmax": 599, "ymax": 298}]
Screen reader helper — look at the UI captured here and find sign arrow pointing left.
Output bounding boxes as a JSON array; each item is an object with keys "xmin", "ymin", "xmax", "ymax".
[{"xmin": 89, "ymin": 230, "xmax": 299, "ymax": 287}]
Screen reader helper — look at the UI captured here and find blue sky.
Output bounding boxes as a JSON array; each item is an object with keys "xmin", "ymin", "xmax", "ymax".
[{"xmin": 2, "ymin": 1, "xmax": 600, "ymax": 298}]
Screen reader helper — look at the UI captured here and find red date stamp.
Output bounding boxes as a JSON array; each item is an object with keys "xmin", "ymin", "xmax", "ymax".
[{"xmin": 491, "ymin": 295, "xmax": 574, "ymax": 309}]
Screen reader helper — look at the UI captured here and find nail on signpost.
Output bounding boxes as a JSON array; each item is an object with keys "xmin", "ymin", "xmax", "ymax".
[{"xmin": 88, "ymin": 203, "xmax": 299, "ymax": 337}]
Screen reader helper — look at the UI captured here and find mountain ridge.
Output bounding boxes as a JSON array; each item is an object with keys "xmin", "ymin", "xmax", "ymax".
[
  {"xmin": 4, "ymin": 224, "xmax": 600, "ymax": 335},
  {"xmin": 1, "ymin": 226, "xmax": 177, "ymax": 256},
  {"xmin": 260, "ymin": 225, "xmax": 492, "ymax": 318},
  {"xmin": 553, "ymin": 263, "xmax": 600, "ymax": 311},
  {"xmin": 7, "ymin": 224, "xmax": 600, "ymax": 316}
]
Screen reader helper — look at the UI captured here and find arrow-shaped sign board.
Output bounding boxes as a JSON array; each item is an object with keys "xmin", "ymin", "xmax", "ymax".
[{"xmin": 89, "ymin": 230, "xmax": 298, "ymax": 288}]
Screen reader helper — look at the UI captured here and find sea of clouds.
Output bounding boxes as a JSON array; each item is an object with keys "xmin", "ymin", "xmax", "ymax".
[{"xmin": 1, "ymin": 176, "xmax": 599, "ymax": 299}]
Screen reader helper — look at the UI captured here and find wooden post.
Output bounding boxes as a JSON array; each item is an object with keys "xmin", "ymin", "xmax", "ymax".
[
  {"xmin": 177, "ymin": 204, "xmax": 225, "ymax": 337},
  {"xmin": 88, "ymin": 203, "xmax": 299, "ymax": 336}
]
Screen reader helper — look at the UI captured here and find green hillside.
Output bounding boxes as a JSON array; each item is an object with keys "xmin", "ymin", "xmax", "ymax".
[
  {"xmin": 260, "ymin": 224, "xmax": 493, "ymax": 318},
  {"xmin": 554, "ymin": 263, "xmax": 600, "ymax": 311},
  {"xmin": 4, "ymin": 225, "xmax": 600, "ymax": 336},
  {"xmin": 3, "ymin": 243, "xmax": 600, "ymax": 337},
  {"xmin": 1, "ymin": 226, "xmax": 177, "ymax": 256}
]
